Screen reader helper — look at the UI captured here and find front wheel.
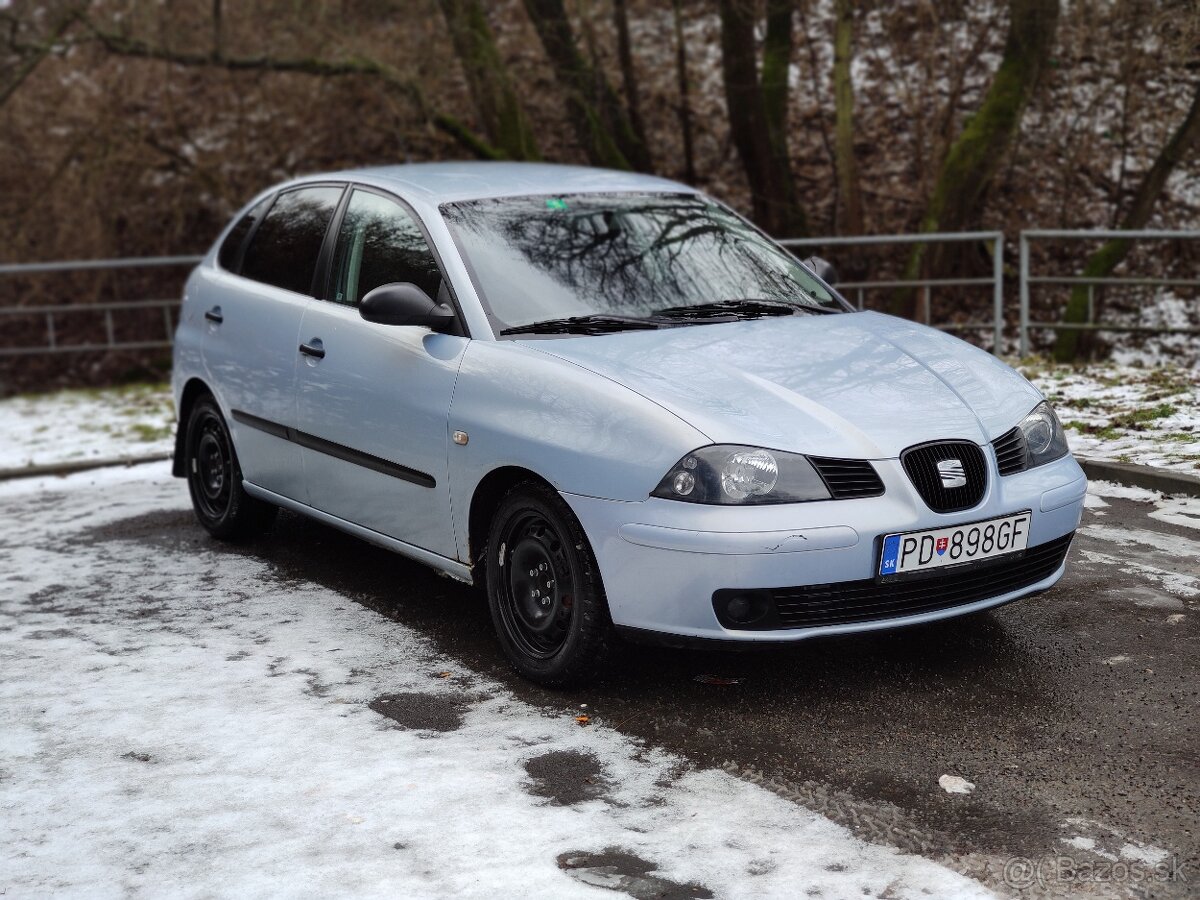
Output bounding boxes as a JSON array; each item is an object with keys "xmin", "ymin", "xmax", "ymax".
[
  {"xmin": 184, "ymin": 395, "xmax": 276, "ymax": 541},
  {"xmin": 485, "ymin": 482, "xmax": 612, "ymax": 687}
]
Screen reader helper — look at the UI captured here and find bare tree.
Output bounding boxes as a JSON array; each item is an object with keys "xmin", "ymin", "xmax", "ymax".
[
  {"xmin": 718, "ymin": 0, "xmax": 806, "ymax": 237},
  {"xmin": 832, "ymin": 0, "xmax": 862, "ymax": 234},
  {"xmin": 521, "ymin": 0, "xmax": 652, "ymax": 171},
  {"xmin": 895, "ymin": 0, "xmax": 1060, "ymax": 317},
  {"xmin": 670, "ymin": 0, "xmax": 697, "ymax": 184},
  {"xmin": 1053, "ymin": 80, "xmax": 1200, "ymax": 360},
  {"xmin": 436, "ymin": 0, "xmax": 540, "ymax": 160},
  {"xmin": 612, "ymin": 0, "xmax": 647, "ymax": 158}
]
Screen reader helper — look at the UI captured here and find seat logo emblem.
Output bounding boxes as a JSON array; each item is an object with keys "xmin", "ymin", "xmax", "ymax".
[{"xmin": 937, "ymin": 458, "xmax": 967, "ymax": 488}]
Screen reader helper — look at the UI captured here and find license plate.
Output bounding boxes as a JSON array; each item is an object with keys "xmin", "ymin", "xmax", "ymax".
[{"xmin": 878, "ymin": 511, "xmax": 1031, "ymax": 577}]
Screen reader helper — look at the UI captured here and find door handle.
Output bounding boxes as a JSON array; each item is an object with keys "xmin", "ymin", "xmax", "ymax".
[
  {"xmin": 204, "ymin": 306, "xmax": 223, "ymax": 324},
  {"xmin": 299, "ymin": 339, "xmax": 325, "ymax": 360}
]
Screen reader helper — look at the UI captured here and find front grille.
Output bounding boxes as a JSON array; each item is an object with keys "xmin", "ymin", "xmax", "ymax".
[
  {"xmin": 901, "ymin": 441, "xmax": 987, "ymax": 513},
  {"xmin": 992, "ymin": 427, "xmax": 1028, "ymax": 475},
  {"xmin": 810, "ymin": 457, "xmax": 885, "ymax": 499},
  {"xmin": 748, "ymin": 533, "xmax": 1074, "ymax": 630}
]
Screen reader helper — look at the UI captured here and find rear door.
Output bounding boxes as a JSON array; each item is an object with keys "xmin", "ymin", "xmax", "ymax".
[
  {"xmin": 294, "ymin": 187, "xmax": 468, "ymax": 559},
  {"xmin": 202, "ymin": 184, "xmax": 344, "ymax": 500}
]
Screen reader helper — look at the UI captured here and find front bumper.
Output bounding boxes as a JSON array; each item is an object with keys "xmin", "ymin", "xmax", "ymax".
[{"xmin": 562, "ymin": 453, "xmax": 1086, "ymax": 642}]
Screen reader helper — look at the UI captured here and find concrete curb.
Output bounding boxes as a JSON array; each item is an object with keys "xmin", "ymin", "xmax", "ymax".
[
  {"xmin": 0, "ymin": 453, "xmax": 172, "ymax": 482},
  {"xmin": 1078, "ymin": 458, "xmax": 1200, "ymax": 498}
]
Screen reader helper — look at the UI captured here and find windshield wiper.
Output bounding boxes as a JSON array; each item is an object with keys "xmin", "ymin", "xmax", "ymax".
[
  {"xmin": 652, "ymin": 298, "xmax": 837, "ymax": 320},
  {"xmin": 499, "ymin": 314, "xmax": 663, "ymax": 336}
]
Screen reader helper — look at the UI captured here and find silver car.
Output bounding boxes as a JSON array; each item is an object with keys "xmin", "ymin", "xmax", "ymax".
[{"xmin": 172, "ymin": 163, "xmax": 1086, "ymax": 685}]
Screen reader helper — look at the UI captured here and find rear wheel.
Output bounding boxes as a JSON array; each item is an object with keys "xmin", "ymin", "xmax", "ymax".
[
  {"xmin": 184, "ymin": 395, "xmax": 276, "ymax": 541},
  {"xmin": 486, "ymin": 482, "xmax": 611, "ymax": 687}
]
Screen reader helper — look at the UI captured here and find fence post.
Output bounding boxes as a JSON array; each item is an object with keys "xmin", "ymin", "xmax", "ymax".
[
  {"xmin": 1018, "ymin": 233, "xmax": 1030, "ymax": 358},
  {"xmin": 992, "ymin": 234, "xmax": 1004, "ymax": 353}
]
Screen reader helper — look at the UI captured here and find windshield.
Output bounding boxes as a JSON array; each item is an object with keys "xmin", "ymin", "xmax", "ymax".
[{"xmin": 440, "ymin": 193, "xmax": 845, "ymax": 334}]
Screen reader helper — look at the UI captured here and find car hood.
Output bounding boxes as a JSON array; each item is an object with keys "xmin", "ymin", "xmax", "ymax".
[{"xmin": 520, "ymin": 311, "xmax": 1042, "ymax": 459}]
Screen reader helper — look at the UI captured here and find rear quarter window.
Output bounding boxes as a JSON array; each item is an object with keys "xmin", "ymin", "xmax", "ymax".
[
  {"xmin": 240, "ymin": 185, "xmax": 343, "ymax": 295},
  {"xmin": 217, "ymin": 196, "xmax": 272, "ymax": 272}
]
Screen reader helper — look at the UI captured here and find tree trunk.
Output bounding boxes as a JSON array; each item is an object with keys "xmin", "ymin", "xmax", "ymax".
[
  {"xmin": 612, "ymin": 0, "xmax": 649, "ymax": 156},
  {"xmin": 718, "ymin": 0, "xmax": 806, "ymax": 237},
  {"xmin": 894, "ymin": 0, "xmax": 1059, "ymax": 317},
  {"xmin": 833, "ymin": 0, "xmax": 862, "ymax": 234},
  {"xmin": 436, "ymin": 0, "xmax": 540, "ymax": 161},
  {"xmin": 760, "ymin": 0, "xmax": 794, "ymax": 164},
  {"xmin": 671, "ymin": 0, "xmax": 696, "ymax": 183},
  {"xmin": 521, "ymin": 0, "xmax": 652, "ymax": 171},
  {"xmin": 1052, "ymin": 80, "xmax": 1200, "ymax": 361}
]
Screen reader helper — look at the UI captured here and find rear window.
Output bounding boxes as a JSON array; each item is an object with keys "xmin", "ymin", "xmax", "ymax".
[
  {"xmin": 217, "ymin": 196, "xmax": 271, "ymax": 272},
  {"xmin": 240, "ymin": 186, "xmax": 343, "ymax": 295}
]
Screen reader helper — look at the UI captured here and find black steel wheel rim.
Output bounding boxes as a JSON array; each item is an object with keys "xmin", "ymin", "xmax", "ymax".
[
  {"xmin": 191, "ymin": 410, "xmax": 233, "ymax": 521},
  {"xmin": 498, "ymin": 511, "xmax": 575, "ymax": 659}
]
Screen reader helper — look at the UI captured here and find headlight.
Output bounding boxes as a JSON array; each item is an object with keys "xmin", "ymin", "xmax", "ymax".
[
  {"xmin": 651, "ymin": 445, "xmax": 831, "ymax": 505},
  {"xmin": 1018, "ymin": 402, "xmax": 1069, "ymax": 468}
]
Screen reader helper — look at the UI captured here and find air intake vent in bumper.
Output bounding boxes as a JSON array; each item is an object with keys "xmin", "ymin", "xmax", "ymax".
[
  {"xmin": 809, "ymin": 457, "xmax": 885, "ymax": 499},
  {"xmin": 992, "ymin": 427, "xmax": 1028, "ymax": 475}
]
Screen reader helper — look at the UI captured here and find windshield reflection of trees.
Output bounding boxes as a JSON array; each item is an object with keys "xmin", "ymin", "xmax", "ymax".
[{"xmin": 448, "ymin": 197, "xmax": 819, "ymax": 318}]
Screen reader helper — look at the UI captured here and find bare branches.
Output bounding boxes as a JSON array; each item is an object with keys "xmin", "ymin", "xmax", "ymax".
[
  {"xmin": 0, "ymin": 7, "xmax": 80, "ymax": 111},
  {"xmin": 7, "ymin": 9, "xmax": 501, "ymax": 162}
]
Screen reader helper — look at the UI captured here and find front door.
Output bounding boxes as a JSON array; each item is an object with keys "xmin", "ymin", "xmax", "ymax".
[{"xmin": 295, "ymin": 187, "xmax": 467, "ymax": 560}]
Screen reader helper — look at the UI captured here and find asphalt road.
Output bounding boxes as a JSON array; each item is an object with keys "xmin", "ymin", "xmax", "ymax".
[{"xmin": 72, "ymin": 481, "xmax": 1200, "ymax": 896}]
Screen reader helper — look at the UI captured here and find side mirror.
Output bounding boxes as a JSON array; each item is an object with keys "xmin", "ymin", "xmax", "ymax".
[
  {"xmin": 359, "ymin": 282, "xmax": 455, "ymax": 331},
  {"xmin": 804, "ymin": 255, "xmax": 839, "ymax": 287}
]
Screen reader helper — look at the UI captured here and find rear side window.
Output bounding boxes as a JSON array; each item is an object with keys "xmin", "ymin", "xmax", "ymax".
[
  {"xmin": 217, "ymin": 196, "xmax": 271, "ymax": 272},
  {"xmin": 241, "ymin": 186, "xmax": 343, "ymax": 295},
  {"xmin": 329, "ymin": 189, "xmax": 443, "ymax": 306}
]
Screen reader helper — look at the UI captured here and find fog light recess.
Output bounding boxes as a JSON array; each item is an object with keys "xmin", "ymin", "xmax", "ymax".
[{"xmin": 713, "ymin": 590, "xmax": 775, "ymax": 629}]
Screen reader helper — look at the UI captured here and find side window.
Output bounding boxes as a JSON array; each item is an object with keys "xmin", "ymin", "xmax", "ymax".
[
  {"xmin": 330, "ymin": 189, "xmax": 443, "ymax": 306},
  {"xmin": 240, "ymin": 186, "xmax": 343, "ymax": 295},
  {"xmin": 217, "ymin": 196, "xmax": 271, "ymax": 272}
]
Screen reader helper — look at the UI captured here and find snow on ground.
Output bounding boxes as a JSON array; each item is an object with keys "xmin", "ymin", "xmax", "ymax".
[
  {"xmin": 1079, "ymin": 481, "xmax": 1200, "ymax": 601},
  {"xmin": 1018, "ymin": 360, "xmax": 1200, "ymax": 473},
  {"xmin": 2, "ymin": 359, "xmax": 1198, "ymax": 477},
  {"xmin": 0, "ymin": 467, "xmax": 992, "ymax": 899},
  {"xmin": 0, "ymin": 383, "xmax": 173, "ymax": 470}
]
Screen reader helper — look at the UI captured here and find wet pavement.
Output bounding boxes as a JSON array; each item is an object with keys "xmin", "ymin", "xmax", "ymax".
[{"xmin": 20, "ymin": 475, "xmax": 1200, "ymax": 896}]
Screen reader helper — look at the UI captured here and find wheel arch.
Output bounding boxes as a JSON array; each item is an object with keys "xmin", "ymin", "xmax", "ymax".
[
  {"xmin": 467, "ymin": 465, "xmax": 557, "ymax": 576},
  {"xmin": 172, "ymin": 377, "xmax": 214, "ymax": 477}
]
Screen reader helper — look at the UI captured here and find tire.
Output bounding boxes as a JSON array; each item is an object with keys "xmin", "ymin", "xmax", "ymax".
[
  {"xmin": 485, "ymin": 481, "xmax": 612, "ymax": 687},
  {"xmin": 184, "ymin": 395, "xmax": 277, "ymax": 541}
]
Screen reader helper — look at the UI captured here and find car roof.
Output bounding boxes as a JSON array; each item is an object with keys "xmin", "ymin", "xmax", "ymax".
[{"xmin": 294, "ymin": 161, "xmax": 698, "ymax": 205}]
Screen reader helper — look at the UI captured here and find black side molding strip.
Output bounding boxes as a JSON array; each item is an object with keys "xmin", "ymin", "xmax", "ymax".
[
  {"xmin": 231, "ymin": 410, "xmax": 436, "ymax": 489},
  {"xmin": 232, "ymin": 409, "xmax": 289, "ymax": 439}
]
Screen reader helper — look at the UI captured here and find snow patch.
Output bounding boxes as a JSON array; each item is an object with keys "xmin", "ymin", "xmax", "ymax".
[
  {"xmin": 0, "ymin": 384, "xmax": 174, "ymax": 470},
  {"xmin": 0, "ymin": 471, "xmax": 990, "ymax": 899}
]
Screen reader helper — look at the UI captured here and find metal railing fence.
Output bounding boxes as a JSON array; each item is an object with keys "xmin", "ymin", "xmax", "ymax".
[
  {"xmin": 2, "ymin": 229, "xmax": 1197, "ymax": 360},
  {"xmin": 780, "ymin": 231, "xmax": 1005, "ymax": 351},
  {"xmin": 0, "ymin": 256, "xmax": 202, "ymax": 357},
  {"xmin": 1018, "ymin": 229, "xmax": 1200, "ymax": 356}
]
